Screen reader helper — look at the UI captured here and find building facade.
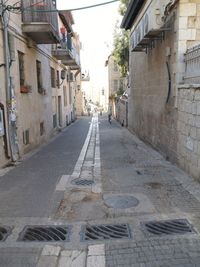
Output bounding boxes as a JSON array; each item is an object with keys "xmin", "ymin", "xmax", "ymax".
[
  {"xmin": 106, "ymin": 55, "xmax": 127, "ymax": 124},
  {"xmin": 0, "ymin": 0, "xmax": 81, "ymax": 167},
  {"xmin": 121, "ymin": 0, "xmax": 200, "ymax": 179}
]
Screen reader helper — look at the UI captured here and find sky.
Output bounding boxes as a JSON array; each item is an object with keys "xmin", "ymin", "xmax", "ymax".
[{"xmin": 57, "ymin": 0, "xmax": 121, "ymax": 99}]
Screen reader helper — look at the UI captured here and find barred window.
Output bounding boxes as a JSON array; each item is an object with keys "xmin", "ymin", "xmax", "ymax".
[
  {"xmin": 63, "ymin": 86, "xmax": 68, "ymax": 106},
  {"xmin": 18, "ymin": 51, "xmax": 25, "ymax": 86},
  {"xmin": 51, "ymin": 67, "xmax": 56, "ymax": 88},
  {"xmin": 36, "ymin": 60, "xmax": 42, "ymax": 92}
]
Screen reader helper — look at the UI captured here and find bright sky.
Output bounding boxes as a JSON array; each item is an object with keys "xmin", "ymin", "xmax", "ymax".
[{"xmin": 57, "ymin": 0, "xmax": 120, "ymax": 97}]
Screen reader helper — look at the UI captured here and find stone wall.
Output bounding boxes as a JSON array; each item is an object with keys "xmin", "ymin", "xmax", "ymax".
[
  {"xmin": 128, "ymin": 0, "xmax": 200, "ymax": 164},
  {"xmin": 115, "ymin": 98, "xmax": 128, "ymax": 127},
  {"xmin": 129, "ymin": 16, "xmax": 179, "ymax": 162},
  {"xmin": 177, "ymin": 85, "xmax": 200, "ymax": 180}
]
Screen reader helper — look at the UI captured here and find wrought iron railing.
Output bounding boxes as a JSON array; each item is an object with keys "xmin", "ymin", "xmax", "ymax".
[
  {"xmin": 184, "ymin": 44, "xmax": 200, "ymax": 84},
  {"xmin": 21, "ymin": 0, "xmax": 58, "ymax": 32}
]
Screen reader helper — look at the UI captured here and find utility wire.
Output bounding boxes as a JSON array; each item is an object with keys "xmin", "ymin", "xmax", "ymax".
[{"xmin": 22, "ymin": 0, "xmax": 119, "ymax": 13}]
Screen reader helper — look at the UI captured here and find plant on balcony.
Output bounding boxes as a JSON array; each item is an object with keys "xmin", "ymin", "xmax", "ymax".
[{"xmin": 20, "ymin": 85, "xmax": 31, "ymax": 94}]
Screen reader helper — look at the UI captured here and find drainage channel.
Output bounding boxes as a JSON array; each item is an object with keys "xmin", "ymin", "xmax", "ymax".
[
  {"xmin": 0, "ymin": 218, "xmax": 197, "ymax": 243},
  {"xmin": 80, "ymin": 223, "xmax": 132, "ymax": 242},
  {"xmin": 0, "ymin": 226, "xmax": 12, "ymax": 241},
  {"xmin": 71, "ymin": 179, "xmax": 95, "ymax": 186},
  {"xmin": 141, "ymin": 219, "xmax": 197, "ymax": 236},
  {"xmin": 18, "ymin": 225, "xmax": 72, "ymax": 242}
]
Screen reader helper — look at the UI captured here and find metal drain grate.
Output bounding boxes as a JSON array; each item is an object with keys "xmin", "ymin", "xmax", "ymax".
[
  {"xmin": 141, "ymin": 219, "xmax": 196, "ymax": 236},
  {"xmin": 71, "ymin": 179, "xmax": 94, "ymax": 186},
  {"xmin": 0, "ymin": 226, "xmax": 12, "ymax": 241},
  {"xmin": 80, "ymin": 223, "xmax": 132, "ymax": 241},
  {"xmin": 18, "ymin": 225, "xmax": 71, "ymax": 242}
]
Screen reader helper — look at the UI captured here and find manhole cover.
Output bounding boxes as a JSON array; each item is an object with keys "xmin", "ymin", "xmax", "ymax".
[
  {"xmin": 80, "ymin": 223, "xmax": 132, "ymax": 241},
  {"xmin": 18, "ymin": 225, "xmax": 71, "ymax": 242},
  {"xmin": 71, "ymin": 179, "xmax": 94, "ymax": 186},
  {"xmin": 141, "ymin": 219, "xmax": 196, "ymax": 236},
  {"xmin": 104, "ymin": 195, "xmax": 139, "ymax": 209},
  {"xmin": 0, "ymin": 226, "xmax": 12, "ymax": 241}
]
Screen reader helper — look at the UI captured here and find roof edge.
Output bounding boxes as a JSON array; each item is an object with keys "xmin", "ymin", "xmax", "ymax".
[{"xmin": 121, "ymin": 0, "xmax": 145, "ymax": 30}]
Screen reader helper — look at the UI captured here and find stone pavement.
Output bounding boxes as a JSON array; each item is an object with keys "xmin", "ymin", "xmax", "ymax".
[{"xmin": 1, "ymin": 114, "xmax": 200, "ymax": 266}]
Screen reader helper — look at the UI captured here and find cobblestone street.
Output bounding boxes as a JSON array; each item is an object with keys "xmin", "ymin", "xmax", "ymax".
[{"xmin": 0, "ymin": 115, "xmax": 200, "ymax": 266}]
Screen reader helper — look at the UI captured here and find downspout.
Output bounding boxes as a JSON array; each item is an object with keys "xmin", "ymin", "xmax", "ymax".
[{"xmin": 166, "ymin": 61, "xmax": 171, "ymax": 104}]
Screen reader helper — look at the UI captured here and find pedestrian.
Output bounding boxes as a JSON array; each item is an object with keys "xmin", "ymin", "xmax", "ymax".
[{"xmin": 108, "ymin": 113, "xmax": 111, "ymax": 124}]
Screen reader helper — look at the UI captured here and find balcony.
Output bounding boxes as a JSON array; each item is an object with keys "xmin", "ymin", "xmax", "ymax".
[
  {"xmin": 21, "ymin": 0, "xmax": 60, "ymax": 44},
  {"xmin": 52, "ymin": 40, "xmax": 80, "ymax": 70}
]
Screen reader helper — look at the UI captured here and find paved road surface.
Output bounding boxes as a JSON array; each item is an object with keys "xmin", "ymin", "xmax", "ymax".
[{"xmin": 0, "ymin": 114, "xmax": 200, "ymax": 266}]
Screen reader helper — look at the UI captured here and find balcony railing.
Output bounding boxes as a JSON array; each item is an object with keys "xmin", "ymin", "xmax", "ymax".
[
  {"xmin": 52, "ymin": 38, "xmax": 80, "ymax": 69},
  {"xmin": 21, "ymin": 0, "xmax": 59, "ymax": 44},
  {"xmin": 184, "ymin": 44, "xmax": 200, "ymax": 84}
]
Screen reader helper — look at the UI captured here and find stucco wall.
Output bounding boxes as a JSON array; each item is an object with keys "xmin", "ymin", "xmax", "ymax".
[
  {"xmin": 177, "ymin": 85, "xmax": 200, "ymax": 180},
  {"xmin": 0, "ymin": 24, "xmax": 10, "ymax": 166},
  {"xmin": 13, "ymin": 41, "xmax": 54, "ymax": 155}
]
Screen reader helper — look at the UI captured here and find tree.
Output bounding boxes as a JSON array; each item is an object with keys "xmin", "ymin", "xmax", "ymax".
[
  {"xmin": 112, "ymin": 0, "xmax": 130, "ymax": 77},
  {"xmin": 118, "ymin": 0, "xmax": 130, "ymax": 16}
]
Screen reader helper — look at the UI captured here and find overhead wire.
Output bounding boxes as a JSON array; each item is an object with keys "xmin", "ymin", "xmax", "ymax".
[{"xmin": 21, "ymin": 0, "xmax": 119, "ymax": 13}]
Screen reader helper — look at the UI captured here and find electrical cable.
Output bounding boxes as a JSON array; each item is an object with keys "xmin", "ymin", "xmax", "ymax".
[{"xmin": 22, "ymin": 0, "xmax": 119, "ymax": 13}]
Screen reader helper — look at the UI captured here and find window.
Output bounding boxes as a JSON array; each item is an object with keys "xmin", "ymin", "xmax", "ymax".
[
  {"xmin": 36, "ymin": 60, "xmax": 42, "ymax": 92},
  {"xmin": 0, "ymin": 108, "xmax": 5, "ymax": 136},
  {"xmin": 53, "ymin": 114, "xmax": 57, "ymax": 128},
  {"xmin": 40, "ymin": 122, "xmax": 44, "ymax": 136},
  {"xmin": 113, "ymin": 80, "xmax": 118, "ymax": 91},
  {"xmin": 23, "ymin": 129, "xmax": 30, "ymax": 145},
  {"xmin": 69, "ymin": 86, "xmax": 72, "ymax": 104},
  {"xmin": 113, "ymin": 62, "xmax": 118, "ymax": 72},
  {"xmin": 51, "ymin": 67, "xmax": 56, "ymax": 88},
  {"xmin": 56, "ymin": 70, "xmax": 60, "ymax": 88},
  {"xmin": 18, "ymin": 51, "xmax": 25, "ymax": 86},
  {"xmin": 63, "ymin": 86, "xmax": 68, "ymax": 106}
]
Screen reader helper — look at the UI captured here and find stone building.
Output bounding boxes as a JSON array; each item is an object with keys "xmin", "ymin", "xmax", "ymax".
[
  {"xmin": 0, "ymin": 0, "xmax": 81, "ymax": 167},
  {"xmin": 105, "ymin": 55, "xmax": 127, "ymax": 124},
  {"xmin": 121, "ymin": 0, "xmax": 200, "ymax": 180}
]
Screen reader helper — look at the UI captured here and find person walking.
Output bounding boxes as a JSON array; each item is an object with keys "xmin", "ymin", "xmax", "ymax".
[{"xmin": 108, "ymin": 113, "xmax": 111, "ymax": 124}]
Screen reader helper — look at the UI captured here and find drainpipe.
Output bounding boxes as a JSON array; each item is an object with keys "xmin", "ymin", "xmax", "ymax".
[{"xmin": 1, "ymin": 0, "xmax": 18, "ymax": 161}]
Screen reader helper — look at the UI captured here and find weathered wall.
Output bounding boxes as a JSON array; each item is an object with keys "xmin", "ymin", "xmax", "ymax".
[
  {"xmin": 177, "ymin": 86, "xmax": 200, "ymax": 180},
  {"xmin": 0, "ymin": 29, "xmax": 9, "ymax": 167},
  {"xmin": 128, "ymin": 0, "xmax": 200, "ymax": 163},
  {"xmin": 129, "ymin": 14, "xmax": 179, "ymax": 162},
  {"xmin": 116, "ymin": 98, "xmax": 128, "ymax": 127},
  {"xmin": 13, "ymin": 41, "xmax": 54, "ymax": 155}
]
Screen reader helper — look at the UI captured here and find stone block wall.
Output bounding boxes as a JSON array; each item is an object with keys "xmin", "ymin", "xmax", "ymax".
[
  {"xmin": 177, "ymin": 85, "xmax": 200, "ymax": 180},
  {"xmin": 115, "ymin": 99, "xmax": 128, "ymax": 127}
]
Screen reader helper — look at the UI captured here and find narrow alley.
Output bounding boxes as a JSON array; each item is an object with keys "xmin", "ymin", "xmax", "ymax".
[{"xmin": 0, "ymin": 114, "xmax": 200, "ymax": 266}]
